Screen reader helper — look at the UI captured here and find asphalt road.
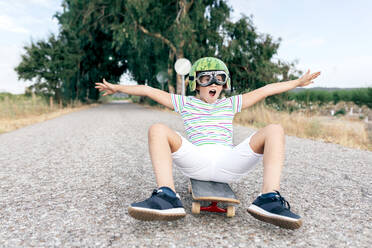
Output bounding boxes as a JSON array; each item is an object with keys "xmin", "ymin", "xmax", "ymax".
[{"xmin": 0, "ymin": 101, "xmax": 371, "ymax": 247}]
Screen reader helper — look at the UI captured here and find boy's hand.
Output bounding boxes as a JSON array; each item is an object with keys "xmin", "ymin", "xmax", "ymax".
[
  {"xmin": 95, "ymin": 78, "xmax": 118, "ymax": 96},
  {"xmin": 297, "ymin": 70, "xmax": 321, "ymax": 87}
]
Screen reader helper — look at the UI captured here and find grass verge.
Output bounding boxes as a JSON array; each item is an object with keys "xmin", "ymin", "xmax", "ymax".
[
  {"xmin": 0, "ymin": 94, "xmax": 98, "ymax": 134},
  {"xmin": 234, "ymin": 103, "xmax": 371, "ymax": 151}
]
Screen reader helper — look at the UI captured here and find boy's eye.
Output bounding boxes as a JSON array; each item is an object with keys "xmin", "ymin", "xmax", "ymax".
[
  {"xmin": 216, "ymin": 74, "xmax": 226, "ymax": 82},
  {"xmin": 200, "ymin": 75, "xmax": 211, "ymax": 82}
]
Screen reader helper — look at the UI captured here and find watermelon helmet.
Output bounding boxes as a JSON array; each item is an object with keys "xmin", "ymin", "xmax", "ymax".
[{"xmin": 188, "ymin": 57, "xmax": 231, "ymax": 92}]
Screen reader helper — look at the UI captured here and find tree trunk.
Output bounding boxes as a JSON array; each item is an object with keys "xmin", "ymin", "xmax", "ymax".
[
  {"xmin": 167, "ymin": 49, "xmax": 175, "ymax": 93},
  {"xmin": 49, "ymin": 96, "xmax": 53, "ymax": 108},
  {"xmin": 134, "ymin": 0, "xmax": 194, "ymax": 94},
  {"xmin": 76, "ymin": 63, "xmax": 80, "ymax": 101},
  {"xmin": 176, "ymin": 74, "xmax": 182, "ymax": 95},
  {"xmin": 175, "ymin": 49, "xmax": 185, "ymax": 95}
]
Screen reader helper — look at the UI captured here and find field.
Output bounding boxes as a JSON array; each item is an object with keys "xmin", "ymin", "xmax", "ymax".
[
  {"xmin": 0, "ymin": 93, "xmax": 99, "ymax": 134},
  {"xmin": 234, "ymin": 103, "xmax": 371, "ymax": 151}
]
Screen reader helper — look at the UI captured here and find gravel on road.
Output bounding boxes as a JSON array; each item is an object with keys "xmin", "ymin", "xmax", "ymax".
[{"xmin": 0, "ymin": 101, "xmax": 371, "ymax": 247}]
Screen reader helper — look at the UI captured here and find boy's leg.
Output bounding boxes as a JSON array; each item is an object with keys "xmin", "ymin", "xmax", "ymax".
[
  {"xmin": 148, "ymin": 123, "xmax": 182, "ymax": 193},
  {"xmin": 247, "ymin": 124, "xmax": 302, "ymax": 229},
  {"xmin": 128, "ymin": 123, "xmax": 186, "ymax": 221},
  {"xmin": 248, "ymin": 124, "xmax": 285, "ymax": 193}
]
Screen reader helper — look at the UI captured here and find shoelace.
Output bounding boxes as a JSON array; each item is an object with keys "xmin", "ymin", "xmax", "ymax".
[
  {"xmin": 273, "ymin": 191, "xmax": 291, "ymax": 210},
  {"xmin": 151, "ymin": 189, "xmax": 181, "ymax": 199},
  {"xmin": 152, "ymin": 189, "xmax": 160, "ymax": 196}
]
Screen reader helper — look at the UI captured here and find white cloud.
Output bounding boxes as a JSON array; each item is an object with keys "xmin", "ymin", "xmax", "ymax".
[
  {"xmin": 0, "ymin": 0, "xmax": 54, "ymax": 10},
  {"xmin": 285, "ymin": 36, "xmax": 326, "ymax": 48},
  {"xmin": 0, "ymin": 43, "xmax": 30, "ymax": 94},
  {"xmin": 0, "ymin": 1, "xmax": 62, "ymax": 94},
  {"xmin": 0, "ymin": 44, "xmax": 22, "ymax": 66},
  {"xmin": 0, "ymin": 15, "xmax": 30, "ymax": 34},
  {"xmin": 28, "ymin": 0, "xmax": 53, "ymax": 8},
  {"xmin": 298, "ymin": 37, "xmax": 326, "ymax": 48},
  {"xmin": 298, "ymin": 55, "xmax": 372, "ymax": 88}
]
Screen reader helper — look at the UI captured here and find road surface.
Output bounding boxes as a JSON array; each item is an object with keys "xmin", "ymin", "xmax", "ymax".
[{"xmin": 0, "ymin": 102, "xmax": 371, "ymax": 247}]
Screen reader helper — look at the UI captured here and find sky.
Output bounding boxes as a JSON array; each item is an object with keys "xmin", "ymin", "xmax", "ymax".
[{"xmin": 0, "ymin": 0, "xmax": 371, "ymax": 94}]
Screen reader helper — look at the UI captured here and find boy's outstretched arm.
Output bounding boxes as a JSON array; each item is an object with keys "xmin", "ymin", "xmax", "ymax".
[
  {"xmin": 95, "ymin": 79, "xmax": 173, "ymax": 109},
  {"xmin": 241, "ymin": 69, "xmax": 321, "ymax": 109}
]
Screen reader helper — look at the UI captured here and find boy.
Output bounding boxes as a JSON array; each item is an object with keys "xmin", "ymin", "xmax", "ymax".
[{"xmin": 95, "ymin": 57, "xmax": 320, "ymax": 229}]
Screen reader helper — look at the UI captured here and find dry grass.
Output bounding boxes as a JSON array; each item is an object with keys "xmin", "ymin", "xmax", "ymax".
[
  {"xmin": 0, "ymin": 94, "xmax": 97, "ymax": 134},
  {"xmin": 234, "ymin": 103, "xmax": 371, "ymax": 151}
]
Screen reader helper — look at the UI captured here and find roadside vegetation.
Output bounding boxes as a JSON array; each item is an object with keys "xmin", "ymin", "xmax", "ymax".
[
  {"xmin": 0, "ymin": 93, "xmax": 98, "ymax": 134},
  {"xmin": 286, "ymin": 88, "xmax": 372, "ymax": 108},
  {"xmin": 234, "ymin": 103, "xmax": 371, "ymax": 151}
]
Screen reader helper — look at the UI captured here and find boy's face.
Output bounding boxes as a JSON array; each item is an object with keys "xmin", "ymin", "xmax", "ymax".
[{"xmin": 196, "ymin": 74, "xmax": 224, "ymax": 104}]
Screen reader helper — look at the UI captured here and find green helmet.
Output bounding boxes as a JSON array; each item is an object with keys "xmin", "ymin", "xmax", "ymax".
[{"xmin": 188, "ymin": 57, "xmax": 231, "ymax": 91}]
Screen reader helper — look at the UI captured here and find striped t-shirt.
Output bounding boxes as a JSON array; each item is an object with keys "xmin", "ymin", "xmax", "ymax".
[{"xmin": 170, "ymin": 94, "xmax": 243, "ymax": 147}]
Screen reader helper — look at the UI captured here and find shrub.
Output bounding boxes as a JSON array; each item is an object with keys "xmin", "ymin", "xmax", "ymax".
[
  {"xmin": 289, "ymin": 88, "xmax": 371, "ymax": 107},
  {"xmin": 335, "ymin": 108, "xmax": 346, "ymax": 116},
  {"xmin": 130, "ymin": 95, "xmax": 141, "ymax": 103}
]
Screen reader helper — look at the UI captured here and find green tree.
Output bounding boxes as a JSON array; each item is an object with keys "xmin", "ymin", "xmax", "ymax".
[
  {"xmin": 15, "ymin": 34, "xmax": 66, "ymax": 103},
  {"xmin": 16, "ymin": 0, "xmax": 302, "ymax": 103},
  {"xmin": 109, "ymin": 0, "xmax": 233, "ymax": 94},
  {"xmin": 55, "ymin": 0, "xmax": 128, "ymax": 102}
]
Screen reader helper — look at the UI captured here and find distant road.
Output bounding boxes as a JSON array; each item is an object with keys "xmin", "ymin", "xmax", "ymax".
[{"xmin": 0, "ymin": 102, "xmax": 370, "ymax": 247}]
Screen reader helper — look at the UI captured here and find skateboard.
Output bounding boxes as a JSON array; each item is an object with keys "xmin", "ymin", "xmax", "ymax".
[{"xmin": 189, "ymin": 178, "xmax": 240, "ymax": 217}]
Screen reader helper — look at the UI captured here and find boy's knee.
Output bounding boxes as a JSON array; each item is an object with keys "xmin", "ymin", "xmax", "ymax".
[
  {"xmin": 148, "ymin": 123, "xmax": 169, "ymax": 137},
  {"xmin": 267, "ymin": 124, "xmax": 284, "ymax": 140},
  {"xmin": 267, "ymin": 124, "xmax": 284, "ymax": 135}
]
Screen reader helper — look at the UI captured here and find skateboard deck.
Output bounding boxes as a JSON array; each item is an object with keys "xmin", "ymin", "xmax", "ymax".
[{"xmin": 189, "ymin": 178, "xmax": 240, "ymax": 217}]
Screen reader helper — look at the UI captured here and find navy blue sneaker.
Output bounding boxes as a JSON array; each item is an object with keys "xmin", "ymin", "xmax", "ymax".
[
  {"xmin": 128, "ymin": 187, "xmax": 186, "ymax": 221},
  {"xmin": 247, "ymin": 191, "xmax": 302, "ymax": 229}
]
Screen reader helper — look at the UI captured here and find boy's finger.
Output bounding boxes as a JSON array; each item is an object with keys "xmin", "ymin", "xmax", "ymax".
[{"xmin": 312, "ymin": 72, "xmax": 320, "ymax": 79}]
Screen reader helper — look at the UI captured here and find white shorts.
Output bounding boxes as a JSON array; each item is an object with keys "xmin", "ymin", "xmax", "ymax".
[{"xmin": 171, "ymin": 132, "xmax": 263, "ymax": 183}]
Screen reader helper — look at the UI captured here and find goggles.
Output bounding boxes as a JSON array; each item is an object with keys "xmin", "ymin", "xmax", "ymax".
[{"xmin": 196, "ymin": 70, "xmax": 228, "ymax": 87}]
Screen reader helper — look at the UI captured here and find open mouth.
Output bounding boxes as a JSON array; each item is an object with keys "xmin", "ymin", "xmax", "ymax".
[{"xmin": 209, "ymin": 89, "xmax": 217, "ymax": 97}]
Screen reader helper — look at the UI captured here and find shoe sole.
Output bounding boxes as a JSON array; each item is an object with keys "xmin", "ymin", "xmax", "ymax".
[
  {"xmin": 247, "ymin": 205, "xmax": 302, "ymax": 230},
  {"xmin": 128, "ymin": 207, "xmax": 186, "ymax": 221}
]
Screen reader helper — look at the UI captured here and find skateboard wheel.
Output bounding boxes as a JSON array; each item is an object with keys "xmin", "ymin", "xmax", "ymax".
[
  {"xmin": 192, "ymin": 202, "xmax": 200, "ymax": 214},
  {"xmin": 226, "ymin": 206, "xmax": 235, "ymax": 217}
]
